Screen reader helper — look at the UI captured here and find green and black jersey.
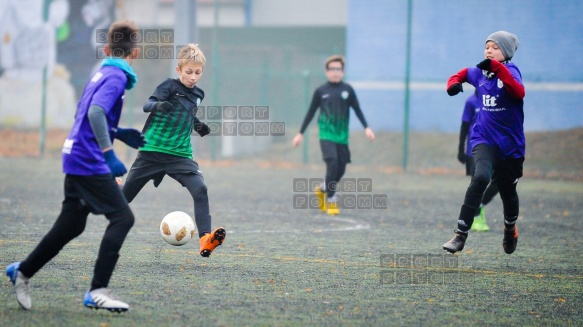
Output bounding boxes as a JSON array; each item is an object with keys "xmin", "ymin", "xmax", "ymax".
[
  {"xmin": 140, "ymin": 78, "xmax": 205, "ymax": 158},
  {"xmin": 299, "ymin": 81, "xmax": 368, "ymax": 145}
]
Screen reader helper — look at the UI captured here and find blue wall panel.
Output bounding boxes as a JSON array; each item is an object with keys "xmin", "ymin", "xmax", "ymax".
[{"xmin": 346, "ymin": 0, "xmax": 583, "ymax": 132}]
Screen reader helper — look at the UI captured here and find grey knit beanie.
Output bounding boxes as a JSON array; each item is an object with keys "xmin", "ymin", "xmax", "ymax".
[{"xmin": 486, "ymin": 31, "xmax": 519, "ymax": 61}]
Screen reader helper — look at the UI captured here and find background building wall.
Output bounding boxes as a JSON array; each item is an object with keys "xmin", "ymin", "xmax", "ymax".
[
  {"xmin": 346, "ymin": 0, "xmax": 583, "ymax": 132},
  {"xmin": 1, "ymin": 0, "xmax": 581, "ymax": 134}
]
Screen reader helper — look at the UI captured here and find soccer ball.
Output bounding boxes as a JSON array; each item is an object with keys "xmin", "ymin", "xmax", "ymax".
[{"xmin": 159, "ymin": 211, "xmax": 196, "ymax": 246}]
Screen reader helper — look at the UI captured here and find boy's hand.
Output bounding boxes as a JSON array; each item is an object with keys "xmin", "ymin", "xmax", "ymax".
[
  {"xmin": 156, "ymin": 101, "xmax": 173, "ymax": 114},
  {"xmin": 112, "ymin": 127, "xmax": 146, "ymax": 149},
  {"xmin": 195, "ymin": 122, "xmax": 211, "ymax": 137},
  {"xmin": 103, "ymin": 149, "xmax": 127, "ymax": 177},
  {"xmin": 457, "ymin": 150, "xmax": 467, "ymax": 164},
  {"xmin": 476, "ymin": 58, "xmax": 492, "ymax": 71},
  {"xmin": 292, "ymin": 134, "xmax": 303, "ymax": 147},
  {"xmin": 365, "ymin": 127, "xmax": 375, "ymax": 141},
  {"xmin": 447, "ymin": 83, "xmax": 463, "ymax": 96}
]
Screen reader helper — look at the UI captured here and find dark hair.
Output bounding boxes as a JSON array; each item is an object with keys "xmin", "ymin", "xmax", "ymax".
[{"xmin": 107, "ymin": 20, "xmax": 139, "ymax": 58}]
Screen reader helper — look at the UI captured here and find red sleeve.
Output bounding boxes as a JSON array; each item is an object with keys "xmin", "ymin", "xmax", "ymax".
[
  {"xmin": 447, "ymin": 68, "xmax": 468, "ymax": 90},
  {"xmin": 490, "ymin": 60, "xmax": 525, "ymax": 99}
]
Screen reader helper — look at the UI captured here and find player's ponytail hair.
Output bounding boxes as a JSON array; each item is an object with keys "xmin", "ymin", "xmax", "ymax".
[{"xmin": 177, "ymin": 44, "xmax": 206, "ymax": 68}]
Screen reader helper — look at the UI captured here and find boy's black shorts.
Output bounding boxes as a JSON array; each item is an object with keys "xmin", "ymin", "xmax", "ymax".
[
  {"xmin": 319, "ymin": 140, "xmax": 351, "ymax": 164},
  {"xmin": 126, "ymin": 151, "xmax": 202, "ymax": 187},
  {"xmin": 64, "ymin": 174, "xmax": 128, "ymax": 215},
  {"xmin": 472, "ymin": 143, "xmax": 524, "ymax": 182}
]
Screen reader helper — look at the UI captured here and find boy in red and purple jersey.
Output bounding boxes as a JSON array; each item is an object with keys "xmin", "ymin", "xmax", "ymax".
[
  {"xmin": 443, "ymin": 31, "xmax": 525, "ymax": 254},
  {"xmin": 6, "ymin": 21, "xmax": 145, "ymax": 312}
]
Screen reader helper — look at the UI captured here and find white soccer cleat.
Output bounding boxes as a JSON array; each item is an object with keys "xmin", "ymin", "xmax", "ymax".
[
  {"xmin": 83, "ymin": 288, "xmax": 129, "ymax": 312},
  {"xmin": 6, "ymin": 262, "xmax": 32, "ymax": 310}
]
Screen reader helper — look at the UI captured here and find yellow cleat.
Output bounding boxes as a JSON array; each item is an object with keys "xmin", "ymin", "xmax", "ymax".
[
  {"xmin": 314, "ymin": 186, "xmax": 327, "ymax": 212},
  {"xmin": 327, "ymin": 201, "xmax": 340, "ymax": 215}
]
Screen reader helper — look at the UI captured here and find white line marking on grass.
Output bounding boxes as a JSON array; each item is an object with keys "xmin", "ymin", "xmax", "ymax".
[{"xmin": 225, "ymin": 213, "xmax": 370, "ymax": 234}]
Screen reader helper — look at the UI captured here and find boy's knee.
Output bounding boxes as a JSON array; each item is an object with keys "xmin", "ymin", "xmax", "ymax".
[
  {"xmin": 68, "ymin": 224, "xmax": 86, "ymax": 239},
  {"xmin": 192, "ymin": 184, "xmax": 208, "ymax": 198},
  {"xmin": 109, "ymin": 206, "xmax": 135, "ymax": 230},
  {"xmin": 191, "ymin": 184, "xmax": 208, "ymax": 200},
  {"xmin": 471, "ymin": 171, "xmax": 491, "ymax": 191}
]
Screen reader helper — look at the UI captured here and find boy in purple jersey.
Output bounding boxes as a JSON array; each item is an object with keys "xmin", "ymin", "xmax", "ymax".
[
  {"xmin": 457, "ymin": 91, "xmax": 499, "ymax": 232},
  {"xmin": 443, "ymin": 31, "xmax": 525, "ymax": 254},
  {"xmin": 6, "ymin": 21, "xmax": 145, "ymax": 312}
]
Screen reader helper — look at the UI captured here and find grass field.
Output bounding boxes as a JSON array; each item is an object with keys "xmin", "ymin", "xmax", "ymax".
[{"xmin": 0, "ymin": 154, "xmax": 581, "ymax": 326}]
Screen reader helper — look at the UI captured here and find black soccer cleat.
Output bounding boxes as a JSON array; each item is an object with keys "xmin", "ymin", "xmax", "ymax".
[
  {"xmin": 443, "ymin": 230, "xmax": 467, "ymax": 254},
  {"xmin": 502, "ymin": 226, "xmax": 518, "ymax": 254}
]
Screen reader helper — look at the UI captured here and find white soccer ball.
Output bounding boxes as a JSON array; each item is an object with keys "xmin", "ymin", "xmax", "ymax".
[{"xmin": 159, "ymin": 211, "xmax": 196, "ymax": 246}]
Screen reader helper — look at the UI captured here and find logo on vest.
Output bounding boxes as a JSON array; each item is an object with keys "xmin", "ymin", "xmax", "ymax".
[{"xmin": 482, "ymin": 95, "xmax": 497, "ymax": 107}]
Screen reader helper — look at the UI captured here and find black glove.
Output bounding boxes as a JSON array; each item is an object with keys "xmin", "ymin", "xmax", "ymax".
[
  {"xmin": 103, "ymin": 149, "xmax": 127, "ymax": 177},
  {"xmin": 112, "ymin": 127, "xmax": 146, "ymax": 149},
  {"xmin": 156, "ymin": 101, "xmax": 173, "ymax": 114},
  {"xmin": 476, "ymin": 58, "xmax": 492, "ymax": 71},
  {"xmin": 457, "ymin": 150, "xmax": 467, "ymax": 164},
  {"xmin": 194, "ymin": 122, "xmax": 211, "ymax": 137},
  {"xmin": 447, "ymin": 83, "xmax": 463, "ymax": 96}
]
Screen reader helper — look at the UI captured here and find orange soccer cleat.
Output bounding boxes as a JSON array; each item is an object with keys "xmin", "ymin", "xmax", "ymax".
[{"xmin": 199, "ymin": 227, "xmax": 226, "ymax": 257}]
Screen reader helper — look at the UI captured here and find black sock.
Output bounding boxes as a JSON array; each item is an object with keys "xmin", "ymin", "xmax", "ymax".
[
  {"xmin": 504, "ymin": 216, "xmax": 517, "ymax": 230},
  {"xmin": 457, "ymin": 204, "xmax": 477, "ymax": 233}
]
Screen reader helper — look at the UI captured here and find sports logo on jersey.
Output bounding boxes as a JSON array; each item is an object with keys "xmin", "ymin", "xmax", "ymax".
[
  {"xmin": 176, "ymin": 93, "xmax": 185, "ymax": 97},
  {"xmin": 482, "ymin": 70, "xmax": 495, "ymax": 79},
  {"xmin": 497, "ymin": 79, "xmax": 504, "ymax": 88},
  {"xmin": 341, "ymin": 90, "xmax": 349, "ymax": 99},
  {"xmin": 91, "ymin": 72, "xmax": 103, "ymax": 83},
  {"xmin": 322, "ymin": 94, "xmax": 329, "ymax": 99},
  {"xmin": 62, "ymin": 138, "xmax": 74, "ymax": 154},
  {"xmin": 482, "ymin": 95, "xmax": 497, "ymax": 107}
]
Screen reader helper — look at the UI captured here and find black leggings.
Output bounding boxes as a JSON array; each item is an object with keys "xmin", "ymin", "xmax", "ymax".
[
  {"xmin": 481, "ymin": 181, "xmax": 499, "ymax": 208},
  {"xmin": 19, "ymin": 199, "xmax": 134, "ymax": 290},
  {"xmin": 320, "ymin": 140, "xmax": 351, "ymax": 199},
  {"xmin": 123, "ymin": 172, "xmax": 211, "ymax": 237},
  {"xmin": 324, "ymin": 159, "xmax": 347, "ymax": 199},
  {"xmin": 457, "ymin": 144, "xmax": 523, "ymax": 232}
]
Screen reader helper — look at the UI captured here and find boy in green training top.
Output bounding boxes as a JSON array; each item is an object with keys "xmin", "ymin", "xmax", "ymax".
[
  {"xmin": 293, "ymin": 55, "xmax": 375, "ymax": 215},
  {"xmin": 122, "ymin": 44, "xmax": 226, "ymax": 257}
]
